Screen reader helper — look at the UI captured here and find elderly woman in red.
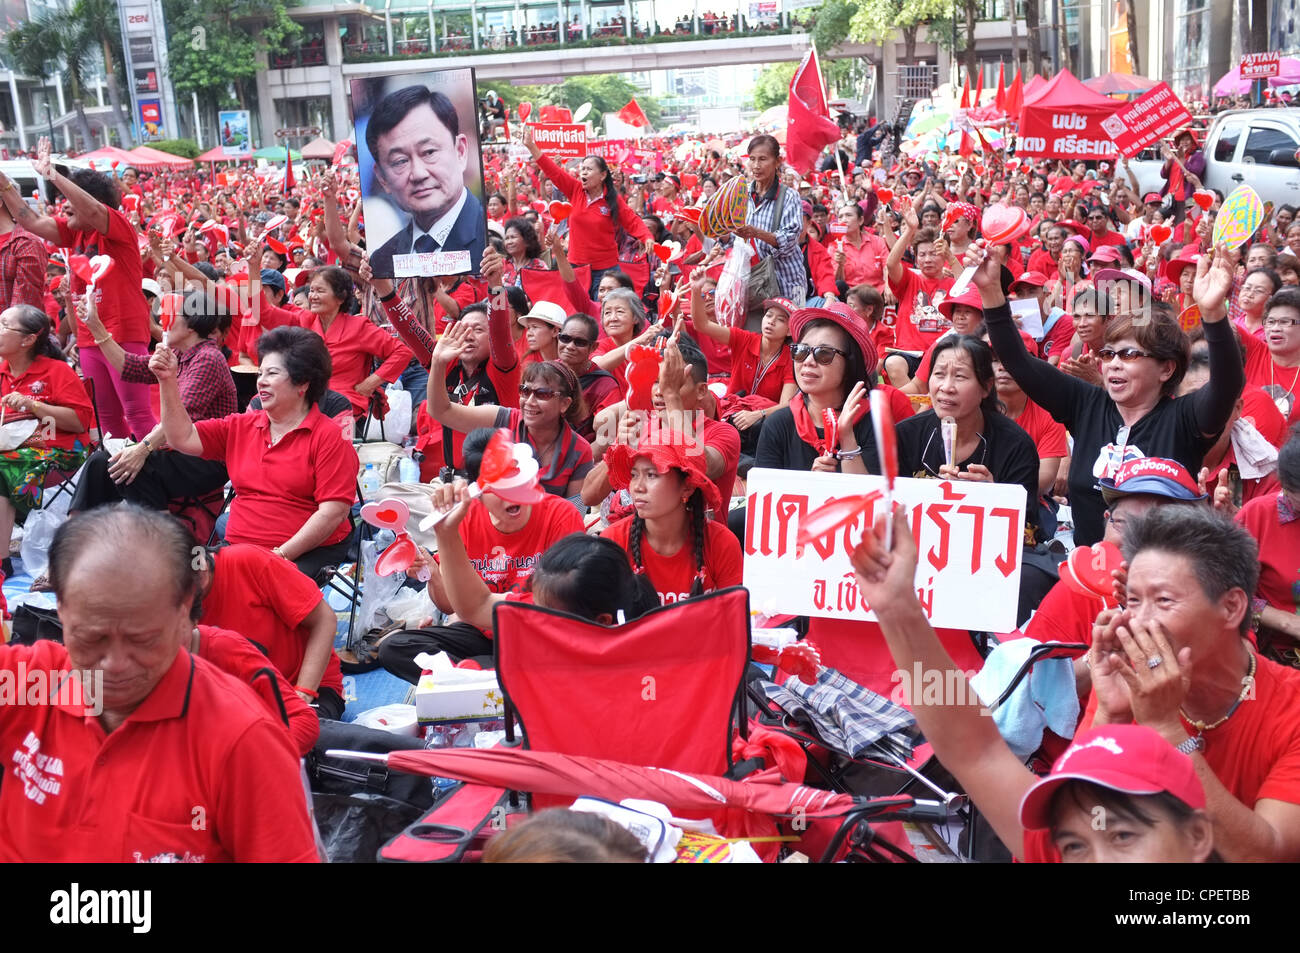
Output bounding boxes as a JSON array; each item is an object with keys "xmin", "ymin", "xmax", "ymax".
[
  {"xmin": 0, "ymin": 305, "xmax": 94, "ymax": 572},
  {"xmin": 155, "ymin": 325, "xmax": 360, "ymax": 580}
]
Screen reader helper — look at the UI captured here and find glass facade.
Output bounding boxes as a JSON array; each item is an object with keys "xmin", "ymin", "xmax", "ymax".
[{"xmin": 1172, "ymin": 0, "xmax": 1209, "ymax": 102}]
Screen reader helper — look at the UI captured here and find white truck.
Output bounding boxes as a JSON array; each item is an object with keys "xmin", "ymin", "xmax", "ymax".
[{"xmin": 1128, "ymin": 109, "xmax": 1300, "ymax": 210}]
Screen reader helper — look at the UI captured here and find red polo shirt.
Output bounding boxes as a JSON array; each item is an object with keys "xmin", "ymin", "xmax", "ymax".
[
  {"xmin": 726, "ymin": 326, "xmax": 794, "ymax": 403},
  {"xmin": 199, "ymin": 543, "xmax": 344, "ymax": 696},
  {"xmin": 0, "ymin": 639, "xmax": 318, "ymax": 862},
  {"xmin": 57, "ymin": 208, "xmax": 151, "ymax": 346},
  {"xmin": 195, "ymin": 406, "xmax": 358, "ymax": 549},
  {"xmin": 0, "ymin": 355, "xmax": 94, "ymax": 451}
]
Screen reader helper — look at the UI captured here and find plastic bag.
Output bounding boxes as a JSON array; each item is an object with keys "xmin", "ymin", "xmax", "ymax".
[
  {"xmin": 714, "ymin": 239, "xmax": 752, "ymax": 329},
  {"xmin": 382, "ymin": 586, "xmax": 439, "ymax": 629},
  {"xmin": 19, "ymin": 508, "xmax": 64, "ymax": 578},
  {"xmin": 355, "ymin": 538, "xmax": 406, "ymax": 633},
  {"xmin": 365, "ymin": 384, "xmax": 412, "ymax": 443}
]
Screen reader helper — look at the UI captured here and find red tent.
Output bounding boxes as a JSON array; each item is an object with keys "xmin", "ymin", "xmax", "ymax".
[
  {"xmin": 1017, "ymin": 69, "xmax": 1121, "ymax": 160},
  {"xmin": 128, "ymin": 145, "xmax": 194, "ymax": 169},
  {"xmin": 1022, "ymin": 75, "xmax": 1046, "ymax": 100},
  {"xmin": 76, "ymin": 145, "xmax": 142, "ymax": 171},
  {"xmin": 1083, "ymin": 71, "xmax": 1159, "ymax": 97}
]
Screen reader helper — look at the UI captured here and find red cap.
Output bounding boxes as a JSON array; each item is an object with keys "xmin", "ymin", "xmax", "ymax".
[
  {"xmin": 761, "ymin": 297, "xmax": 796, "ymax": 317},
  {"xmin": 1019, "ymin": 725, "xmax": 1206, "ymax": 830},
  {"xmin": 1096, "ymin": 456, "xmax": 1206, "ymax": 504},
  {"xmin": 1010, "ymin": 270, "xmax": 1048, "ymax": 289},
  {"xmin": 604, "ymin": 429, "xmax": 722, "ymax": 517},
  {"xmin": 1087, "ymin": 245, "xmax": 1122, "ymax": 264},
  {"xmin": 937, "ymin": 285, "xmax": 984, "ymax": 321},
  {"xmin": 1163, "ymin": 245, "xmax": 1201, "ymax": 285}
]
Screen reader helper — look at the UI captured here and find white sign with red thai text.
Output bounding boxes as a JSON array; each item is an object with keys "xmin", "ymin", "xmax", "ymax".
[
  {"xmin": 742, "ymin": 468, "xmax": 1026, "ymax": 631},
  {"xmin": 526, "ymin": 123, "xmax": 588, "ymax": 160},
  {"xmin": 1241, "ymin": 52, "xmax": 1280, "ymax": 80}
]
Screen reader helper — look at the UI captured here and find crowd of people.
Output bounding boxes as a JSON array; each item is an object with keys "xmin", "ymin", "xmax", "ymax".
[{"xmin": 0, "ymin": 72, "xmax": 1298, "ymax": 865}]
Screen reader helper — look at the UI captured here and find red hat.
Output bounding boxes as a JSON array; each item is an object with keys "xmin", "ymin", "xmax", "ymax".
[
  {"xmin": 1087, "ymin": 245, "xmax": 1123, "ymax": 264},
  {"xmin": 604, "ymin": 432, "xmax": 722, "ymax": 517},
  {"xmin": 790, "ymin": 303, "xmax": 877, "ymax": 371},
  {"xmin": 1096, "ymin": 456, "xmax": 1206, "ymax": 505},
  {"xmin": 937, "ymin": 285, "xmax": 983, "ymax": 321},
  {"xmin": 761, "ymin": 297, "xmax": 796, "ymax": 316},
  {"xmin": 1163, "ymin": 245, "xmax": 1201, "ymax": 285},
  {"xmin": 1019, "ymin": 725, "xmax": 1206, "ymax": 830},
  {"xmin": 1010, "ymin": 270, "xmax": 1048, "ymax": 289},
  {"xmin": 1141, "ymin": 191, "xmax": 1163, "ymax": 204}
]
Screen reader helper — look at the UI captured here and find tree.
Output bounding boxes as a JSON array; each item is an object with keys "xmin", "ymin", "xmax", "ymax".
[
  {"xmin": 849, "ymin": 0, "xmax": 951, "ymax": 65},
  {"xmin": 163, "ymin": 0, "xmax": 300, "ymax": 112},
  {"xmin": 754, "ymin": 62, "xmax": 797, "ymax": 111},
  {"xmin": 488, "ymin": 77, "xmax": 661, "ymax": 130},
  {"xmin": 6, "ymin": 12, "xmax": 99, "ymax": 148},
  {"xmin": 76, "ymin": 0, "xmax": 136, "ymax": 146}
]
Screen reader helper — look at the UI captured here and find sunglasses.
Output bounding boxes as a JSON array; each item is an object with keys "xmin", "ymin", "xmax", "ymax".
[
  {"xmin": 519, "ymin": 384, "xmax": 560, "ymax": 401},
  {"xmin": 1096, "ymin": 346, "xmax": 1153, "ymax": 363},
  {"xmin": 791, "ymin": 343, "xmax": 849, "ymax": 365},
  {"xmin": 557, "ymin": 332, "xmax": 592, "ymax": 347}
]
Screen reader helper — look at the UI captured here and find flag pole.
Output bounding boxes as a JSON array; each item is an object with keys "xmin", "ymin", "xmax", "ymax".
[{"xmin": 814, "ymin": 45, "xmax": 849, "ymax": 199}]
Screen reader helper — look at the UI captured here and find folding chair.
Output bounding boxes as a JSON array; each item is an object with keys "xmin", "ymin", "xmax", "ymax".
[{"xmin": 38, "ymin": 375, "xmax": 105, "ymax": 510}]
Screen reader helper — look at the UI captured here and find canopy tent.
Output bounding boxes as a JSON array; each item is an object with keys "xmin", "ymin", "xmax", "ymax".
[
  {"xmin": 128, "ymin": 145, "xmax": 193, "ymax": 168},
  {"xmin": 76, "ymin": 145, "xmax": 145, "ymax": 171},
  {"xmin": 1213, "ymin": 57, "xmax": 1300, "ymax": 96},
  {"xmin": 1017, "ymin": 69, "xmax": 1121, "ymax": 160},
  {"xmin": 1022, "ymin": 74, "xmax": 1046, "ymax": 100},
  {"xmin": 1083, "ymin": 71, "xmax": 1160, "ymax": 96},
  {"xmin": 300, "ymin": 136, "xmax": 336, "ymax": 161},
  {"xmin": 196, "ymin": 145, "xmax": 254, "ymax": 163},
  {"xmin": 251, "ymin": 145, "xmax": 302, "ymax": 162}
]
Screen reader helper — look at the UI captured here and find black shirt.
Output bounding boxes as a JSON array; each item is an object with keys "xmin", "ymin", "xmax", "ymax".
[
  {"xmin": 896, "ymin": 407, "xmax": 1041, "ymax": 538},
  {"xmin": 755, "ymin": 404, "xmax": 881, "ymax": 474},
  {"xmin": 984, "ymin": 300, "xmax": 1243, "ymax": 545}
]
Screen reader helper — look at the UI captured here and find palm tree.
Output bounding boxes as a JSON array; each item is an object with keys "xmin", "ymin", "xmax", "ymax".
[{"xmin": 74, "ymin": 0, "xmax": 136, "ymax": 147}]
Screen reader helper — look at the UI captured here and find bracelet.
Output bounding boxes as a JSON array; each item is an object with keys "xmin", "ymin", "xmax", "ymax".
[
  {"xmin": 835, "ymin": 447, "xmax": 863, "ymax": 460},
  {"xmin": 294, "ymin": 685, "xmax": 319, "ymax": 700},
  {"xmin": 93, "ymin": 334, "xmax": 113, "ymax": 346}
]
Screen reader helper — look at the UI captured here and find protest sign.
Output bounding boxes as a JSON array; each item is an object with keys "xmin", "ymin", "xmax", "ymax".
[
  {"xmin": 587, "ymin": 139, "xmax": 628, "ymax": 159},
  {"xmin": 1100, "ymin": 83, "xmax": 1193, "ymax": 158},
  {"xmin": 742, "ymin": 468, "xmax": 1026, "ymax": 632},
  {"xmin": 1241, "ymin": 52, "xmax": 1281, "ymax": 80},
  {"xmin": 526, "ymin": 122, "xmax": 588, "ymax": 160}
]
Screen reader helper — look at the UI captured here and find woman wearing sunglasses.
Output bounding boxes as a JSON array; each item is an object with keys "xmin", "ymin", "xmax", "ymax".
[
  {"xmin": 429, "ymin": 322, "xmax": 593, "ymax": 500},
  {"xmin": 979, "ymin": 241, "xmax": 1244, "ymax": 546},
  {"xmin": 556, "ymin": 313, "xmax": 622, "ymax": 442}
]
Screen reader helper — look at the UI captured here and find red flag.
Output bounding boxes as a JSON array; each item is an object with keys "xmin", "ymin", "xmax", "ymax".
[
  {"xmin": 974, "ymin": 67, "xmax": 984, "ymax": 107},
  {"xmin": 1006, "ymin": 68, "xmax": 1024, "ymax": 120},
  {"xmin": 960, "ymin": 74, "xmax": 971, "ymax": 109},
  {"xmin": 785, "ymin": 48, "xmax": 841, "ymax": 175},
  {"xmin": 283, "ymin": 144, "xmax": 295, "ymax": 193},
  {"xmin": 502, "ymin": 105, "xmax": 512, "ymax": 141},
  {"xmin": 995, "ymin": 62, "xmax": 1007, "ymax": 114},
  {"xmin": 617, "ymin": 98, "xmax": 650, "ymax": 129}
]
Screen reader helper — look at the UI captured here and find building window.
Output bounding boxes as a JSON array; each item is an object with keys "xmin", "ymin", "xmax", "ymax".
[{"xmin": 1172, "ymin": 0, "xmax": 1209, "ymax": 103}]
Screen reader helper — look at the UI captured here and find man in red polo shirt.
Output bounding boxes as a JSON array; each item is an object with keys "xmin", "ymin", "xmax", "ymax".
[
  {"xmin": 0, "ymin": 505, "xmax": 318, "ymax": 862},
  {"xmin": 883, "ymin": 198, "xmax": 953, "ymax": 387}
]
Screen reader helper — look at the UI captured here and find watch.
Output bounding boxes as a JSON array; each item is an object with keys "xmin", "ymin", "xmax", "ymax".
[{"xmin": 1175, "ymin": 734, "xmax": 1205, "ymax": 755}]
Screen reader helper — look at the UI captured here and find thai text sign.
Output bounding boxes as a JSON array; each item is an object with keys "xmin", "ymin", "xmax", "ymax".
[
  {"xmin": 742, "ymin": 468, "xmax": 1026, "ymax": 631},
  {"xmin": 527, "ymin": 123, "xmax": 588, "ymax": 159},
  {"xmin": 1101, "ymin": 83, "xmax": 1194, "ymax": 158}
]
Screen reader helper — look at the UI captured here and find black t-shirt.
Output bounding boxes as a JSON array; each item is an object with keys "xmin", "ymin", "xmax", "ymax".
[
  {"xmin": 755, "ymin": 403, "xmax": 881, "ymax": 474},
  {"xmin": 896, "ymin": 408, "xmax": 1041, "ymax": 538},
  {"xmin": 984, "ymin": 301, "xmax": 1243, "ymax": 545}
]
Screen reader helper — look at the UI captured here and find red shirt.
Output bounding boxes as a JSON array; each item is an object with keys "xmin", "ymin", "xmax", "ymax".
[
  {"xmin": 57, "ymin": 208, "xmax": 151, "ymax": 346},
  {"xmin": 455, "ymin": 494, "xmax": 585, "ymax": 604},
  {"xmin": 699, "ymin": 414, "xmax": 741, "ymax": 520},
  {"xmin": 301, "ymin": 310, "xmax": 414, "ymax": 418},
  {"xmin": 602, "ymin": 514, "xmax": 743, "ymax": 604},
  {"xmin": 195, "ymin": 406, "xmax": 358, "ymax": 549},
  {"xmin": 837, "ymin": 232, "xmax": 890, "ymax": 289},
  {"xmin": 0, "ymin": 640, "xmax": 318, "ymax": 862},
  {"xmin": 888, "ymin": 267, "xmax": 954, "ymax": 352},
  {"xmin": 199, "ymin": 543, "xmax": 343, "ymax": 695},
  {"xmin": 804, "ymin": 236, "xmax": 836, "ymax": 298},
  {"xmin": 1040, "ymin": 311, "xmax": 1075, "ymax": 362},
  {"xmin": 1023, "ymin": 579, "xmax": 1102, "ymax": 651},
  {"xmin": 537, "ymin": 155, "xmax": 651, "ymax": 269},
  {"xmin": 1008, "ymin": 397, "xmax": 1069, "ymax": 461},
  {"xmin": 1236, "ymin": 494, "xmax": 1300, "ymax": 617},
  {"xmin": 1026, "ymin": 249, "xmax": 1060, "ymax": 282},
  {"xmin": 0, "ymin": 355, "xmax": 94, "ymax": 451},
  {"xmin": 196, "ymin": 623, "xmax": 320, "ymax": 757},
  {"xmin": 726, "ymin": 326, "xmax": 793, "ymax": 403},
  {"xmin": 1243, "ymin": 332, "xmax": 1300, "ymax": 426}
]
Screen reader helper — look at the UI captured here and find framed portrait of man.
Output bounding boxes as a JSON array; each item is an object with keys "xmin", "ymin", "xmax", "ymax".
[{"xmin": 350, "ymin": 68, "xmax": 488, "ymax": 278}]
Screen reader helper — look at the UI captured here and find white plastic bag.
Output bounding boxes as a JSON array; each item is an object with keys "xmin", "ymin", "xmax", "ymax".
[
  {"xmin": 714, "ymin": 239, "xmax": 753, "ymax": 329},
  {"xmin": 365, "ymin": 384, "xmax": 412, "ymax": 443},
  {"xmin": 356, "ymin": 538, "xmax": 406, "ymax": 633},
  {"xmin": 20, "ymin": 508, "xmax": 64, "ymax": 578},
  {"xmin": 382, "ymin": 586, "xmax": 439, "ymax": 629}
]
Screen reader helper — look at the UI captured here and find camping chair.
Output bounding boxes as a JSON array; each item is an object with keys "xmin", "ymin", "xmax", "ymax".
[
  {"xmin": 379, "ymin": 587, "xmax": 755, "ymax": 862},
  {"xmin": 38, "ymin": 375, "xmax": 105, "ymax": 511}
]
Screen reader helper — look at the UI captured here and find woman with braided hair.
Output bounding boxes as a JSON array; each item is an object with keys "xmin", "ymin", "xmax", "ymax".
[
  {"xmin": 428, "ymin": 334, "xmax": 593, "ymax": 500},
  {"xmin": 600, "ymin": 435, "xmax": 742, "ymax": 605}
]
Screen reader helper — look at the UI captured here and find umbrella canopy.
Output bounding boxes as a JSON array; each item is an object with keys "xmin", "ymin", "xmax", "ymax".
[
  {"xmin": 755, "ymin": 104, "xmax": 787, "ymax": 130},
  {"xmin": 197, "ymin": 145, "xmax": 254, "ymax": 163},
  {"xmin": 1018, "ymin": 69, "xmax": 1121, "ymax": 160},
  {"xmin": 128, "ymin": 145, "xmax": 193, "ymax": 168},
  {"xmin": 1213, "ymin": 57, "xmax": 1300, "ymax": 96},
  {"xmin": 76, "ymin": 145, "xmax": 141, "ymax": 171},
  {"xmin": 300, "ymin": 135, "xmax": 336, "ymax": 161},
  {"xmin": 251, "ymin": 145, "xmax": 302, "ymax": 162},
  {"xmin": 329, "ymin": 746, "xmax": 867, "ymax": 819},
  {"xmin": 1084, "ymin": 71, "xmax": 1160, "ymax": 96}
]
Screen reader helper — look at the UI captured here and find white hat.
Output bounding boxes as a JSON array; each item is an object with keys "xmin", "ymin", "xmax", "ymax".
[
  {"xmin": 141, "ymin": 278, "xmax": 161, "ymax": 297},
  {"xmin": 517, "ymin": 300, "xmax": 567, "ymax": 328}
]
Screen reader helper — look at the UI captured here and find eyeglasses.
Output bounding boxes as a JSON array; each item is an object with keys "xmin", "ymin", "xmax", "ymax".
[
  {"xmin": 1096, "ymin": 347, "xmax": 1153, "ymax": 363},
  {"xmin": 791, "ymin": 343, "xmax": 849, "ymax": 365},
  {"xmin": 1263, "ymin": 317, "xmax": 1300, "ymax": 328},
  {"xmin": 557, "ymin": 332, "xmax": 592, "ymax": 348},
  {"xmin": 701, "ymin": 289, "xmax": 716, "ymax": 299},
  {"xmin": 519, "ymin": 384, "xmax": 559, "ymax": 401}
]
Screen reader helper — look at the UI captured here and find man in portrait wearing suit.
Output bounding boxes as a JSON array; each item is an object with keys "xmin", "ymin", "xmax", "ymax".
[{"xmin": 365, "ymin": 85, "xmax": 486, "ymax": 277}]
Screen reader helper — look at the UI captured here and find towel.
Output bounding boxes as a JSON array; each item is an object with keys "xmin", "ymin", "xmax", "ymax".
[
  {"xmin": 1230, "ymin": 416, "xmax": 1279, "ymax": 480},
  {"xmin": 970, "ymin": 640, "xmax": 1080, "ymax": 759}
]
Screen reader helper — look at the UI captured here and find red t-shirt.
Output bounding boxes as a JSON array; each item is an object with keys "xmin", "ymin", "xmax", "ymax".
[
  {"xmin": 57, "ymin": 208, "xmax": 151, "ymax": 346},
  {"xmin": 455, "ymin": 493, "xmax": 584, "ymax": 599},
  {"xmin": 0, "ymin": 355, "xmax": 94, "ymax": 451},
  {"xmin": 1026, "ymin": 249, "xmax": 1060, "ymax": 282},
  {"xmin": 699, "ymin": 414, "xmax": 741, "ymax": 519},
  {"xmin": 0, "ymin": 639, "xmax": 318, "ymax": 862},
  {"xmin": 1009, "ymin": 397, "xmax": 1069, "ymax": 461},
  {"xmin": 726, "ymin": 326, "xmax": 793, "ymax": 403},
  {"xmin": 888, "ymin": 267, "xmax": 954, "ymax": 352},
  {"xmin": 1023, "ymin": 579, "xmax": 1102, "ymax": 651},
  {"xmin": 1236, "ymin": 495, "xmax": 1300, "ymax": 616},
  {"xmin": 1040, "ymin": 311, "xmax": 1075, "ymax": 362},
  {"xmin": 602, "ymin": 514, "xmax": 743, "ymax": 604},
  {"xmin": 200, "ymin": 543, "xmax": 343, "ymax": 695},
  {"xmin": 195, "ymin": 406, "xmax": 358, "ymax": 549}
]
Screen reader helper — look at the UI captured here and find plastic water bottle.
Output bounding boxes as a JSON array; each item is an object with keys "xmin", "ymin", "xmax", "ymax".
[
  {"xmin": 374, "ymin": 528, "xmax": 396, "ymax": 550},
  {"xmin": 397, "ymin": 455, "xmax": 419, "ymax": 484},
  {"xmin": 359, "ymin": 462, "xmax": 382, "ymax": 500},
  {"xmin": 424, "ymin": 724, "xmax": 460, "ymax": 798}
]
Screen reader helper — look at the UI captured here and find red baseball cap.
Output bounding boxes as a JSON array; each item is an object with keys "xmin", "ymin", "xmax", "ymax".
[
  {"xmin": 1019, "ymin": 724, "xmax": 1206, "ymax": 830},
  {"xmin": 1095, "ymin": 456, "xmax": 1206, "ymax": 505},
  {"xmin": 937, "ymin": 285, "xmax": 984, "ymax": 321},
  {"xmin": 1087, "ymin": 245, "xmax": 1122, "ymax": 265},
  {"xmin": 761, "ymin": 297, "xmax": 797, "ymax": 317},
  {"xmin": 1010, "ymin": 270, "xmax": 1048, "ymax": 290}
]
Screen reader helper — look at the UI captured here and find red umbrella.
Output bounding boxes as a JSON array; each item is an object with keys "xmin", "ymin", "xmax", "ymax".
[{"xmin": 327, "ymin": 746, "xmax": 877, "ymax": 819}]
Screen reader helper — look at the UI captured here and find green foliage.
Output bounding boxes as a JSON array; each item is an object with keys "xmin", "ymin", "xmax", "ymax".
[
  {"xmin": 754, "ymin": 62, "xmax": 797, "ymax": 111},
  {"xmin": 163, "ymin": 0, "xmax": 301, "ymax": 107},
  {"xmin": 484, "ymin": 75, "xmax": 662, "ymax": 130},
  {"xmin": 149, "ymin": 138, "xmax": 200, "ymax": 158},
  {"xmin": 848, "ymin": 0, "xmax": 952, "ymax": 45},
  {"xmin": 811, "ymin": 0, "xmax": 855, "ymax": 50}
]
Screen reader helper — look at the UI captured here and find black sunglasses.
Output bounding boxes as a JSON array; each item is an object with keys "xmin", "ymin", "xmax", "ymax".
[
  {"xmin": 1096, "ymin": 346, "xmax": 1153, "ymax": 363},
  {"xmin": 518, "ymin": 384, "xmax": 559, "ymax": 400},
  {"xmin": 557, "ymin": 332, "xmax": 592, "ymax": 348},
  {"xmin": 791, "ymin": 343, "xmax": 849, "ymax": 365}
]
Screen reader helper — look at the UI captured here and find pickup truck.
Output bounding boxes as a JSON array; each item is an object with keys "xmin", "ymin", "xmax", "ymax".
[{"xmin": 1128, "ymin": 109, "xmax": 1300, "ymax": 210}]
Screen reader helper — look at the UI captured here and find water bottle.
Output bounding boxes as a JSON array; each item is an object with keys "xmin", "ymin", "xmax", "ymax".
[
  {"xmin": 359, "ymin": 462, "xmax": 382, "ymax": 500},
  {"xmin": 397, "ymin": 454, "xmax": 420, "ymax": 484},
  {"xmin": 424, "ymin": 724, "xmax": 460, "ymax": 798},
  {"xmin": 374, "ymin": 528, "xmax": 396, "ymax": 550}
]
